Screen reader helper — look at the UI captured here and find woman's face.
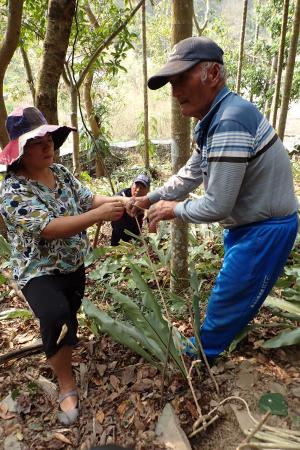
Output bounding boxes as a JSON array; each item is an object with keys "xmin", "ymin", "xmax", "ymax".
[{"xmin": 22, "ymin": 133, "xmax": 54, "ymax": 170}]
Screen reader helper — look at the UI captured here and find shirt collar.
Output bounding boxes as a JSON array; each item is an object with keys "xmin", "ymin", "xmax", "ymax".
[{"xmin": 194, "ymin": 86, "xmax": 231, "ymax": 134}]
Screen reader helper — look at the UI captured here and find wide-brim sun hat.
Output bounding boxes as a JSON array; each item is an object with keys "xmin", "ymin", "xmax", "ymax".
[
  {"xmin": 0, "ymin": 106, "xmax": 75, "ymax": 166},
  {"xmin": 148, "ymin": 36, "xmax": 224, "ymax": 90}
]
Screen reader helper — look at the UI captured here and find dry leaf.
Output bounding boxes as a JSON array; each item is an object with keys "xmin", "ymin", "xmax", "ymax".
[
  {"xmin": 121, "ymin": 366, "xmax": 135, "ymax": 385},
  {"xmin": 109, "ymin": 374, "xmax": 120, "ymax": 390},
  {"xmin": 96, "ymin": 364, "xmax": 107, "ymax": 377},
  {"xmin": 52, "ymin": 433, "xmax": 72, "ymax": 445},
  {"xmin": 117, "ymin": 401, "xmax": 129, "ymax": 416},
  {"xmin": 96, "ymin": 409, "xmax": 105, "ymax": 424},
  {"xmin": 0, "ymin": 404, "xmax": 15, "ymax": 420}
]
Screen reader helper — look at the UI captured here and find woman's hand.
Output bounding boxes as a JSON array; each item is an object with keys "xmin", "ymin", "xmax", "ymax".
[{"xmin": 94, "ymin": 201, "xmax": 124, "ymax": 221}]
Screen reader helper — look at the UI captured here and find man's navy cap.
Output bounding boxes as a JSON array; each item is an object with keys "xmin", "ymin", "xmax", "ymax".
[
  {"xmin": 148, "ymin": 36, "xmax": 224, "ymax": 90},
  {"xmin": 133, "ymin": 174, "xmax": 151, "ymax": 188}
]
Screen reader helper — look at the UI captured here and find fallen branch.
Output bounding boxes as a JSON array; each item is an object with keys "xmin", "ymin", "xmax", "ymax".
[{"xmin": 0, "ymin": 341, "xmax": 43, "ymax": 365}]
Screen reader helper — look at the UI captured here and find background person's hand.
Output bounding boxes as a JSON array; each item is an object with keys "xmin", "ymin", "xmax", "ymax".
[
  {"xmin": 95, "ymin": 201, "xmax": 124, "ymax": 222},
  {"xmin": 148, "ymin": 200, "xmax": 177, "ymax": 231}
]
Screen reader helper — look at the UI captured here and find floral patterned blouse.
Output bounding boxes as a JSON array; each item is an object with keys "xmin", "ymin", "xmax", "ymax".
[{"xmin": 0, "ymin": 164, "xmax": 94, "ymax": 288}]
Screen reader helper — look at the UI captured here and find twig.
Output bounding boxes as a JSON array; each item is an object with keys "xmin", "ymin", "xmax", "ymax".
[
  {"xmin": 236, "ymin": 411, "xmax": 271, "ymax": 450},
  {"xmin": 159, "ymin": 327, "xmax": 172, "ymax": 407},
  {"xmin": 189, "ymin": 414, "xmax": 220, "ymax": 437},
  {"xmin": 135, "ymin": 219, "xmax": 203, "ymax": 419}
]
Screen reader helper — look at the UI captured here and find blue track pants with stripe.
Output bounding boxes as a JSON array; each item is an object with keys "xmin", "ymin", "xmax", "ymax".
[{"xmin": 199, "ymin": 213, "xmax": 298, "ymax": 360}]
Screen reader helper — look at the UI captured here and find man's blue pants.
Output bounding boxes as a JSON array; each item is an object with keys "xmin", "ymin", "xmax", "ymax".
[{"xmin": 200, "ymin": 213, "xmax": 298, "ymax": 359}]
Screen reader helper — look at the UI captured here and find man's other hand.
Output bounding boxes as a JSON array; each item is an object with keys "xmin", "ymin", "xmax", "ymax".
[{"xmin": 148, "ymin": 200, "xmax": 177, "ymax": 232}]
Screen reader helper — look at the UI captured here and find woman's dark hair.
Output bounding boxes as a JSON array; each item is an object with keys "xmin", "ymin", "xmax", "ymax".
[{"xmin": 7, "ymin": 160, "xmax": 21, "ymax": 173}]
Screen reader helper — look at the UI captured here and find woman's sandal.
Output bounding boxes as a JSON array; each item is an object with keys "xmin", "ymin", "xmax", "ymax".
[{"xmin": 57, "ymin": 390, "xmax": 79, "ymax": 425}]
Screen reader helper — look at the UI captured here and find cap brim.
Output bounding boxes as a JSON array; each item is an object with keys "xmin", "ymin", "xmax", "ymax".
[
  {"xmin": 0, "ymin": 124, "xmax": 75, "ymax": 166},
  {"xmin": 148, "ymin": 59, "xmax": 199, "ymax": 90},
  {"xmin": 135, "ymin": 180, "xmax": 149, "ymax": 188}
]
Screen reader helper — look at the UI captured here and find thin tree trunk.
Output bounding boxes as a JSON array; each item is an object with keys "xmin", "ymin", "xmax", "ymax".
[
  {"xmin": 0, "ymin": 0, "xmax": 24, "ymax": 148},
  {"xmin": 71, "ymin": 85, "xmax": 80, "ymax": 174},
  {"xmin": 170, "ymin": 0, "xmax": 193, "ymax": 294},
  {"xmin": 35, "ymin": 0, "xmax": 75, "ymax": 124},
  {"xmin": 277, "ymin": 0, "xmax": 300, "ymax": 140},
  {"xmin": 264, "ymin": 54, "xmax": 278, "ymax": 119},
  {"xmin": 236, "ymin": 0, "xmax": 248, "ymax": 94},
  {"xmin": 249, "ymin": 3, "xmax": 260, "ymax": 103},
  {"xmin": 20, "ymin": 44, "xmax": 36, "ymax": 105},
  {"xmin": 142, "ymin": 1, "xmax": 149, "ymax": 169},
  {"xmin": 271, "ymin": 0, "xmax": 289, "ymax": 129},
  {"xmin": 83, "ymin": 71, "xmax": 105, "ymax": 177}
]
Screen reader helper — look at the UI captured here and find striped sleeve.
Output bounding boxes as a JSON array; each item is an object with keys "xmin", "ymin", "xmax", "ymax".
[
  {"xmin": 147, "ymin": 150, "xmax": 203, "ymax": 204},
  {"xmin": 174, "ymin": 120, "xmax": 252, "ymax": 223}
]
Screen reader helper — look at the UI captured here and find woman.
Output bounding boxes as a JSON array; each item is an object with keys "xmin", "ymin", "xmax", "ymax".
[{"xmin": 0, "ymin": 106, "xmax": 125, "ymax": 425}]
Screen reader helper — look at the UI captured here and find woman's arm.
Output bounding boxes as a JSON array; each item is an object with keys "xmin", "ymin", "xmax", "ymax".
[
  {"xmin": 41, "ymin": 200, "xmax": 124, "ymax": 240},
  {"xmin": 91, "ymin": 194, "xmax": 131, "ymax": 209}
]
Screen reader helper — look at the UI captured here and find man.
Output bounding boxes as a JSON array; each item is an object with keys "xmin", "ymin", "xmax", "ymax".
[
  {"xmin": 132, "ymin": 36, "xmax": 298, "ymax": 361},
  {"xmin": 111, "ymin": 174, "xmax": 150, "ymax": 246}
]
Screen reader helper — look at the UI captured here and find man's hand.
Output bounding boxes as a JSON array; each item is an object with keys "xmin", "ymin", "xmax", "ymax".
[
  {"xmin": 126, "ymin": 195, "xmax": 151, "ymax": 217},
  {"xmin": 148, "ymin": 200, "xmax": 178, "ymax": 232}
]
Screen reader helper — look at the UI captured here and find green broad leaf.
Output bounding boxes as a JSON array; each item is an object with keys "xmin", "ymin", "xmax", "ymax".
[
  {"xmin": 0, "ymin": 308, "xmax": 32, "ymax": 320},
  {"xmin": 0, "ymin": 273, "xmax": 7, "ymax": 285},
  {"xmin": 0, "ymin": 235, "xmax": 10, "ymax": 258},
  {"xmin": 259, "ymin": 393, "xmax": 288, "ymax": 416},
  {"xmin": 168, "ymin": 293, "xmax": 186, "ymax": 311},
  {"xmin": 88, "ymin": 260, "xmax": 122, "ymax": 280},
  {"xmin": 108, "ymin": 288, "xmax": 185, "ymax": 375},
  {"xmin": 109, "ymin": 288, "xmax": 167, "ymax": 362},
  {"xmin": 262, "ymin": 328, "xmax": 300, "ymax": 348},
  {"xmin": 82, "ymin": 298, "xmax": 158, "ymax": 367},
  {"xmin": 229, "ymin": 325, "xmax": 254, "ymax": 352},
  {"xmin": 265, "ymin": 296, "xmax": 300, "ymax": 317},
  {"xmin": 130, "ymin": 263, "xmax": 163, "ymax": 319}
]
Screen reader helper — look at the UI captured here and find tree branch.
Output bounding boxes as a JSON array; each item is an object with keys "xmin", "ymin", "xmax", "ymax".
[{"xmin": 77, "ymin": 0, "xmax": 145, "ymax": 87}]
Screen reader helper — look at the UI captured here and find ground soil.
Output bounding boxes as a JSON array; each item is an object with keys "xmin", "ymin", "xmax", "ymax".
[
  {"xmin": 1, "ymin": 105, "xmax": 300, "ymax": 449},
  {"xmin": 1, "ymin": 225, "xmax": 300, "ymax": 450}
]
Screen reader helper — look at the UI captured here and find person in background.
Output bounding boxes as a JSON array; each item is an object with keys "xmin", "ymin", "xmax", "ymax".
[
  {"xmin": 0, "ymin": 106, "xmax": 126, "ymax": 425},
  {"xmin": 111, "ymin": 174, "xmax": 150, "ymax": 246},
  {"xmin": 131, "ymin": 36, "xmax": 298, "ymax": 363}
]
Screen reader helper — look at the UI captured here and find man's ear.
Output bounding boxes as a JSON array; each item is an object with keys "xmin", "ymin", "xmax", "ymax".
[{"xmin": 208, "ymin": 63, "xmax": 221, "ymax": 85}]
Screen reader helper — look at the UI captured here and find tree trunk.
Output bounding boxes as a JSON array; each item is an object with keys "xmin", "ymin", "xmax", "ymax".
[
  {"xmin": 249, "ymin": 2, "xmax": 260, "ymax": 103},
  {"xmin": 170, "ymin": 0, "xmax": 193, "ymax": 294},
  {"xmin": 264, "ymin": 54, "xmax": 278, "ymax": 119},
  {"xmin": 35, "ymin": 0, "xmax": 75, "ymax": 124},
  {"xmin": 83, "ymin": 71, "xmax": 105, "ymax": 177},
  {"xmin": 142, "ymin": 1, "xmax": 149, "ymax": 169},
  {"xmin": 277, "ymin": 0, "xmax": 300, "ymax": 140},
  {"xmin": 0, "ymin": 0, "xmax": 24, "ymax": 148},
  {"xmin": 235, "ymin": 0, "xmax": 248, "ymax": 94},
  {"xmin": 271, "ymin": 0, "xmax": 289, "ymax": 129},
  {"xmin": 70, "ymin": 85, "xmax": 80, "ymax": 174},
  {"xmin": 20, "ymin": 44, "xmax": 36, "ymax": 105}
]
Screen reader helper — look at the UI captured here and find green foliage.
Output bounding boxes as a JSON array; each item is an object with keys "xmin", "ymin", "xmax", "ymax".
[
  {"xmin": 136, "ymin": 112, "xmax": 158, "ymax": 158},
  {"xmin": 0, "ymin": 235, "xmax": 11, "ymax": 259},
  {"xmin": 262, "ymin": 328, "xmax": 300, "ymax": 348},
  {"xmin": 259, "ymin": 392, "xmax": 288, "ymax": 417},
  {"xmin": 0, "ymin": 308, "xmax": 33, "ymax": 320},
  {"xmin": 83, "ymin": 262, "xmax": 187, "ymax": 376}
]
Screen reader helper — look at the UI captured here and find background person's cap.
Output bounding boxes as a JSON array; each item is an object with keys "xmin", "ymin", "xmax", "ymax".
[
  {"xmin": 0, "ymin": 106, "xmax": 75, "ymax": 166},
  {"xmin": 148, "ymin": 36, "xmax": 224, "ymax": 90},
  {"xmin": 133, "ymin": 174, "xmax": 151, "ymax": 188}
]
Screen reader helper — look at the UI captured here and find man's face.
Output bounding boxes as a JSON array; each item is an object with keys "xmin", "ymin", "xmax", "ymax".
[
  {"xmin": 169, "ymin": 63, "xmax": 221, "ymax": 120},
  {"xmin": 131, "ymin": 182, "xmax": 149, "ymax": 197}
]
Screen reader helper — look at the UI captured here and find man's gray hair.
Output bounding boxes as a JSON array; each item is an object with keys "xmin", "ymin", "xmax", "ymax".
[{"xmin": 199, "ymin": 61, "xmax": 226, "ymax": 82}]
